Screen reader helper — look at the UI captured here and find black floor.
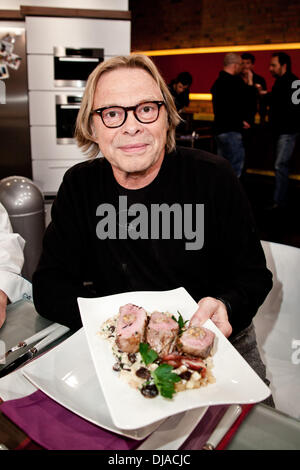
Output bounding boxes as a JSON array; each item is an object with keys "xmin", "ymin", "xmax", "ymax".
[{"xmin": 240, "ymin": 173, "xmax": 300, "ymax": 249}]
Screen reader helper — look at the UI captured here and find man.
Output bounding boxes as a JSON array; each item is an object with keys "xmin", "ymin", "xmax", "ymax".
[
  {"xmin": 240, "ymin": 52, "xmax": 267, "ymax": 125},
  {"xmin": 211, "ymin": 52, "xmax": 256, "ymax": 177},
  {"xmin": 0, "ymin": 202, "xmax": 32, "ymax": 328},
  {"xmin": 258, "ymin": 52, "xmax": 299, "ymax": 208},
  {"xmin": 168, "ymin": 71, "xmax": 192, "ymax": 112},
  {"xmin": 32, "ymin": 55, "xmax": 273, "ymax": 389}
]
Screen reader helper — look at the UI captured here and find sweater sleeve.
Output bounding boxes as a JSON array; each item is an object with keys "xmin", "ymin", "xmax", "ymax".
[
  {"xmin": 32, "ymin": 168, "xmax": 95, "ymax": 331},
  {"xmin": 211, "ymin": 162, "xmax": 273, "ymax": 336}
]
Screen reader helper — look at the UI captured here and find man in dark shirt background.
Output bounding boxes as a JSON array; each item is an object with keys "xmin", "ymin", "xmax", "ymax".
[
  {"xmin": 211, "ymin": 52, "xmax": 256, "ymax": 177},
  {"xmin": 168, "ymin": 71, "xmax": 192, "ymax": 112},
  {"xmin": 240, "ymin": 52, "xmax": 267, "ymax": 126},
  {"xmin": 257, "ymin": 52, "xmax": 300, "ymax": 208}
]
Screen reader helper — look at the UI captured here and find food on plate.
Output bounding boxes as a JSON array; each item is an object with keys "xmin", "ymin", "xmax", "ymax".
[
  {"xmin": 146, "ymin": 311, "xmax": 179, "ymax": 356},
  {"xmin": 100, "ymin": 303, "xmax": 216, "ymax": 399},
  {"xmin": 177, "ymin": 326, "xmax": 215, "ymax": 358},
  {"xmin": 115, "ymin": 303, "xmax": 147, "ymax": 353}
]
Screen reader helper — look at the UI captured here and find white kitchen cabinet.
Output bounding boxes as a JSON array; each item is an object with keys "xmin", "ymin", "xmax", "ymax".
[
  {"xmin": 32, "ymin": 158, "xmax": 89, "ymax": 194},
  {"xmin": 26, "ymin": 14, "xmax": 130, "ymax": 194},
  {"xmin": 30, "ymin": 127, "xmax": 87, "ymax": 160},
  {"xmin": 26, "ymin": 17, "xmax": 130, "ymax": 55}
]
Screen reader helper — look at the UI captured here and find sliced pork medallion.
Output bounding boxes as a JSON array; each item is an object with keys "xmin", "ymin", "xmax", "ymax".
[
  {"xmin": 146, "ymin": 311, "xmax": 179, "ymax": 356},
  {"xmin": 115, "ymin": 304, "xmax": 147, "ymax": 353},
  {"xmin": 177, "ymin": 326, "xmax": 215, "ymax": 359}
]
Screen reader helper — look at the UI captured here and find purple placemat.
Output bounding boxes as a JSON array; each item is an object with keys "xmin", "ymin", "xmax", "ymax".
[
  {"xmin": 0, "ymin": 390, "xmax": 231, "ymax": 450},
  {"xmin": 0, "ymin": 390, "xmax": 142, "ymax": 450}
]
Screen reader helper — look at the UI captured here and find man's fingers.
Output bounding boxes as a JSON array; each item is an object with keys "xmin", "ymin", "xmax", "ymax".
[{"xmin": 191, "ymin": 297, "xmax": 232, "ymax": 338}]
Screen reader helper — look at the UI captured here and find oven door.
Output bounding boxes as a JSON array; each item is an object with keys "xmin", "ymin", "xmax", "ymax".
[
  {"xmin": 56, "ymin": 95, "xmax": 82, "ymax": 144},
  {"xmin": 54, "ymin": 46, "xmax": 104, "ymax": 88}
]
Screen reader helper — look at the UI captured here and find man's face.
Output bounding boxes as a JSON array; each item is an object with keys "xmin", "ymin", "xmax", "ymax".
[
  {"xmin": 173, "ymin": 82, "xmax": 188, "ymax": 94},
  {"xmin": 269, "ymin": 56, "xmax": 285, "ymax": 77},
  {"xmin": 241, "ymin": 59, "xmax": 253, "ymax": 73},
  {"xmin": 92, "ymin": 68, "xmax": 168, "ymax": 177}
]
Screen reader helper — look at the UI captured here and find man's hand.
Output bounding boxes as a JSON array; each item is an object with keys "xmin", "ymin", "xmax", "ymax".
[
  {"xmin": 255, "ymin": 83, "xmax": 268, "ymax": 95},
  {"xmin": 246, "ymin": 69, "xmax": 253, "ymax": 86},
  {"xmin": 0, "ymin": 290, "xmax": 8, "ymax": 328},
  {"xmin": 243, "ymin": 120, "xmax": 251, "ymax": 129},
  {"xmin": 190, "ymin": 297, "xmax": 232, "ymax": 338}
]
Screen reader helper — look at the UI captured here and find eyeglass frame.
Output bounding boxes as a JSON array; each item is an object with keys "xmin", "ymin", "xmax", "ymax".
[{"xmin": 91, "ymin": 100, "xmax": 166, "ymax": 128}]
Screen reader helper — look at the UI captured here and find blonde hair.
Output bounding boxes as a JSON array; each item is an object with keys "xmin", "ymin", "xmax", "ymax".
[{"xmin": 75, "ymin": 54, "xmax": 181, "ymax": 158}]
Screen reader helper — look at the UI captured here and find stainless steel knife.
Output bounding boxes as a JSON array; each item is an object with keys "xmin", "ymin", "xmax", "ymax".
[
  {"xmin": 0, "ymin": 322, "xmax": 63, "ymax": 363},
  {"xmin": 0, "ymin": 325, "xmax": 69, "ymax": 378},
  {"xmin": 202, "ymin": 404, "xmax": 242, "ymax": 449}
]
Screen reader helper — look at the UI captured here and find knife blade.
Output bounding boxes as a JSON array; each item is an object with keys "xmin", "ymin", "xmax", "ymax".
[
  {"xmin": 202, "ymin": 404, "xmax": 242, "ymax": 450},
  {"xmin": 0, "ymin": 322, "xmax": 63, "ymax": 363},
  {"xmin": 0, "ymin": 325, "xmax": 69, "ymax": 378}
]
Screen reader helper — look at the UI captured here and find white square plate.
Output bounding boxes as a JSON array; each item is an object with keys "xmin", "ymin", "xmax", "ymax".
[
  {"xmin": 21, "ymin": 328, "xmax": 164, "ymax": 440},
  {"xmin": 77, "ymin": 287, "xmax": 270, "ymax": 430}
]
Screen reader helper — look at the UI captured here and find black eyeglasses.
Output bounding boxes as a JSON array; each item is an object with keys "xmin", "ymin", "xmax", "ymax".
[{"xmin": 91, "ymin": 101, "xmax": 165, "ymax": 128}]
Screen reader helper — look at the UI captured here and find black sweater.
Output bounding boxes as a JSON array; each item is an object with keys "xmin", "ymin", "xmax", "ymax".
[
  {"xmin": 32, "ymin": 147, "xmax": 273, "ymax": 336},
  {"xmin": 269, "ymin": 72, "xmax": 300, "ymax": 135},
  {"xmin": 211, "ymin": 71, "xmax": 257, "ymax": 134}
]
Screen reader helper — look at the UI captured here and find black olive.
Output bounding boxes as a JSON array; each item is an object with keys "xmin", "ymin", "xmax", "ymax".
[
  {"xmin": 135, "ymin": 367, "xmax": 151, "ymax": 380},
  {"xmin": 141, "ymin": 384, "xmax": 158, "ymax": 398},
  {"xmin": 128, "ymin": 353, "xmax": 136, "ymax": 364},
  {"xmin": 113, "ymin": 363, "xmax": 121, "ymax": 372},
  {"xmin": 179, "ymin": 370, "xmax": 192, "ymax": 381}
]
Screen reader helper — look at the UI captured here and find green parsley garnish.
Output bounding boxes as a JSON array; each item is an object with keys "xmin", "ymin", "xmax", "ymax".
[
  {"xmin": 151, "ymin": 363, "xmax": 181, "ymax": 399},
  {"xmin": 139, "ymin": 342, "xmax": 158, "ymax": 365},
  {"xmin": 172, "ymin": 311, "xmax": 188, "ymax": 336}
]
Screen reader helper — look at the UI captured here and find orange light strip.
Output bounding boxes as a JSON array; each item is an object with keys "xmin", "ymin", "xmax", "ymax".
[
  {"xmin": 189, "ymin": 93, "xmax": 212, "ymax": 101},
  {"xmin": 246, "ymin": 169, "xmax": 300, "ymax": 180},
  {"xmin": 133, "ymin": 42, "xmax": 300, "ymax": 56}
]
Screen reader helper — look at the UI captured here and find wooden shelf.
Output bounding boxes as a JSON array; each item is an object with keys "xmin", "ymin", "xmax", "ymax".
[
  {"xmin": 0, "ymin": 7, "xmax": 131, "ymax": 21},
  {"xmin": 20, "ymin": 6, "xmax": 131, "ymax": 20},
  {"xmin": 0, "ymin": 10, "xmax": 23, "ymax": 20}
]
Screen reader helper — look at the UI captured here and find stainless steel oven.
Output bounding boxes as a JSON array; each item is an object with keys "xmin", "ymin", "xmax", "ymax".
[
  {"xmin": 54, "ymin": 46, "xmax": 104, "ymax": 88},
  {"xmin": 56, "ymin": 94, "xmax": 83, "ymax": 144}
]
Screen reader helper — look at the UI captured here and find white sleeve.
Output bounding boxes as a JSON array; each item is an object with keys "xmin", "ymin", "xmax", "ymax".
[{"xmin": 0, "ymin": 202, "xmax": 32, "ymax": 302}]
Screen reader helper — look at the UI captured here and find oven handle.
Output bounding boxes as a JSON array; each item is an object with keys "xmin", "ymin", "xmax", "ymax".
[
  {"xmin": 59, "ymin": 104, "xmax": 81, "ymax": 109},
  {"xmin": 58, "ymin": 57, "xmax": 99, "ymax": 62},
  {"xmin": 49, "ymin": 165, "xmax": 74, "ymax": 169}
]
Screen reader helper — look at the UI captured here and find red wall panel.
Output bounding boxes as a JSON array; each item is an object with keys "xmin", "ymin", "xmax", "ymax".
[{"xmin": 151, "ymin": 49, "xmax": 300, "ymax": 93}]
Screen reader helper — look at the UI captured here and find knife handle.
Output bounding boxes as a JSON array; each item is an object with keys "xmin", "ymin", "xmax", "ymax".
[
  {"xmin": 33, "ymin": 325, "xmax": 70, "ymax": 352},
  {"xmin": 23, "ymin": 323, "xmax": 63, "ymax": 347},
  {"xmin": 203, "ymin": 405, "xmax": 242, "ymax": 450}
]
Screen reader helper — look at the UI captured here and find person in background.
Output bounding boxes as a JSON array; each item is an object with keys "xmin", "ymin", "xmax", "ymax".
[
  {"xmin": 0, "ymin": 202, "xmax": 32, "ymax": 328},
  {"xmin": 257, "ymin": 52, "xmax": 300, "ymax": 209},
  {"xmin": 168, "ymin": 71, "xmax": 193, "ymax": 112},
  {"xmin": 240, "ymin": 52, "xmax": 267, "ymax": 126},
  {"xmin": 211, "ymin": 52, "xmax": 256, "ymax": 177},
  {"xmin": 32, "ymin": 55, "xmax": 273, "ymax": 403}
]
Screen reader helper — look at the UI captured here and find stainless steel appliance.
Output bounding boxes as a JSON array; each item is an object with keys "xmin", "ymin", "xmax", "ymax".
[
  {"xmin": 56, "ymin": 94, "xmax": 82, "ymax": 144},
  {"xmin": 0, "ymin": 21, "xmax": 31, "ymax": 179},
  {"xmin": 53, "ymin": 46, "xmax": 104, "ymax": 88}
]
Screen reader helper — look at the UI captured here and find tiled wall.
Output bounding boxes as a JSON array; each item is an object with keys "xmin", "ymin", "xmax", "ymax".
[{"xmin": 130, "ymin": 0, "xmax": 300, "ymax": 51}]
